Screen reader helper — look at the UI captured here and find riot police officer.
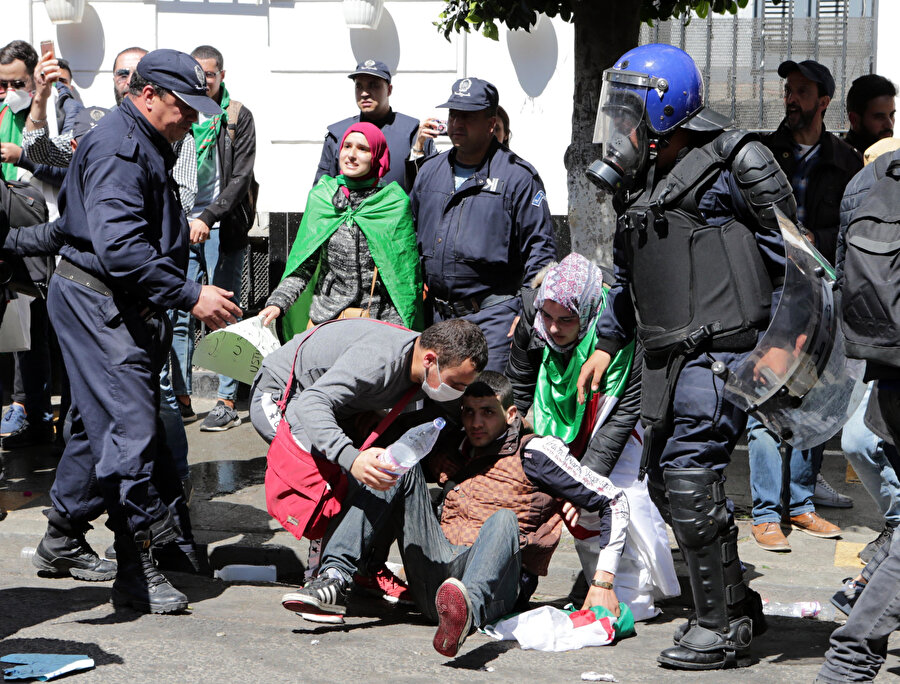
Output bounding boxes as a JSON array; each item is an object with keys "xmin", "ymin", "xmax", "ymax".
[
  {"xmin": 410, "ymin": 77, "xmax": 557, "ymax": 372},
  {"xmin": 581, "ymin": 44, "xmax": 797, "ymax": 670}
]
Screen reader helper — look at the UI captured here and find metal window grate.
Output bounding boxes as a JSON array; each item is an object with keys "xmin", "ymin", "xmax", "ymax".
[{"xmin": 640, "ymin": 1, "xmax": 876, "ymax": 132}]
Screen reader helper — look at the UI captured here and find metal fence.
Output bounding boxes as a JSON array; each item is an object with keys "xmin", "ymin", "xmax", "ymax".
[{"xmin": 640, "ymin": 4, "xmax": 877, "ymax": 132}]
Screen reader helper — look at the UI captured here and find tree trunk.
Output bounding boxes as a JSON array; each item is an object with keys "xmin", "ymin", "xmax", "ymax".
[{"xmin": 564, "ymin": 1, "xmax": 641, "ymax": 270}]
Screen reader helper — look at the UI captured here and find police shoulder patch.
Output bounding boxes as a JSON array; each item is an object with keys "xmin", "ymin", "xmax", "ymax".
[{"xmin": 531, "ymin": 190, "xmax": 546, "ymax": 207}]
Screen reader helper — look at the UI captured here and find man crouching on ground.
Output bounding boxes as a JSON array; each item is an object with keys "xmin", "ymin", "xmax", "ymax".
[{"xmin": 281, "ymin": 371, "xmax": 629, "ymax": 658}]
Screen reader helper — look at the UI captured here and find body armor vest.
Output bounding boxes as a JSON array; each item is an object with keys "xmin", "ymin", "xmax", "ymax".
[{"xmin": 622, "ymin": 131, "xmax": 773, "ymax": 354}]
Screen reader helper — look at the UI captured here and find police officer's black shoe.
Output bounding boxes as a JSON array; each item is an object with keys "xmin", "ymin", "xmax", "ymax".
[
  {"xmin": 658, "ymin": 619, "xmax": 754, "ymax": 670},
  {"xmin": 111, "ymin": 541, "xmax": 188, "ymax": 614},
  {"xmin": 673, "ymin": 587, "xmax": 768, "ymax": 644},
  {"xmin": 32, "ymin": 524, "xmax": 116, "ymax": 581},
  {"xmin": 152, "ymin": 543, "xmax": 211, "ymax": 577}
]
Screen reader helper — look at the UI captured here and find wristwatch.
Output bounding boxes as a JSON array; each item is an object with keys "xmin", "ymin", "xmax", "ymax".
[{"xmin": 591, "ymin": 580, "xmax": 614, "ymax": 590}]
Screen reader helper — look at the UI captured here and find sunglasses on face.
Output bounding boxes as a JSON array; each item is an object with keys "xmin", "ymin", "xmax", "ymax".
[{"xmin": 0, "ymin": 80, "xmax": 28, "ymax": 89}]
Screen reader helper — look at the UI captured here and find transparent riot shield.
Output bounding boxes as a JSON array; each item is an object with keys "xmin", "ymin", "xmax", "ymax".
[{"xmin": 722, "ymin": 209, "xmax": 866, "ymax": 449}]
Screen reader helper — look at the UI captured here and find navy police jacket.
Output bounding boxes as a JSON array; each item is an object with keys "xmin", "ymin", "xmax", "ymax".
[
  {"xmin": 410, "ymin": 138, "xmax": 557, "ymax": 302},
  {"xmin": 314, "ymin": 109, "xmax": 434, "ymax": 194},
  {"xmin": 56, "ymin": 98, "xmax": 201, "ymax": 312}
]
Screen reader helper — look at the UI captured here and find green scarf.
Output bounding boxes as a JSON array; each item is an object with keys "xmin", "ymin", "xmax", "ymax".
[
  {"xmin": 192, "ymin": 83, "xmax": 229, "ymax": 169},
  {"xmin": 0, "ymin": 104, "xmax": 26, "ymax": 181},
  {"xmin": 280, "ymin": 175, "xmax": 424, "ymax": 339},
  {"xmin": 533, "ymin": 292, "xmax": 635, "ymax": 443}
]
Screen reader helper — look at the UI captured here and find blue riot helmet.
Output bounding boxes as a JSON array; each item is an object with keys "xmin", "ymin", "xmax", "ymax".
[{"xmin": 587, "ymin": 43, "xmax": 732, "ymax": 193}]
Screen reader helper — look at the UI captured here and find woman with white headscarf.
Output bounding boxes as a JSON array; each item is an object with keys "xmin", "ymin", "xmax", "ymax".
[{"xmin": 507, "ymin": 252, "xmax": 679, "ymax": 621}]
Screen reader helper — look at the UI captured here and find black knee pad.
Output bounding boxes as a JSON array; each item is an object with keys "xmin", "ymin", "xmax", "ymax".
[{"xmin": 664, "ymin": 468, "xmax": 729, "ymax": 548}]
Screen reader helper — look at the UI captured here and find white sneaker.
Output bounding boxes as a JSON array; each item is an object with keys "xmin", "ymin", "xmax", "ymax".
[{"xmin": 811, "ymin": 473, "xmax": 853, "ymax": 508}]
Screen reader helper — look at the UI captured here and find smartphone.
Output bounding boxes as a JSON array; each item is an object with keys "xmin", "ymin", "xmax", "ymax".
[{"xmin": 40, "ymin": 40, "xmax": 54, "ymax": 58}]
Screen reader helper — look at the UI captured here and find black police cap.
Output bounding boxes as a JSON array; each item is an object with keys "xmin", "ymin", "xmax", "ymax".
[{"xmin": 136, "ymin": 49, "xmax": 221, "ymax": 116}]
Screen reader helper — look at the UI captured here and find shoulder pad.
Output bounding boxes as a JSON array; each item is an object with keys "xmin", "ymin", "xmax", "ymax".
[
  {"xmin": 115, "ymin": 134, "xmax": 139, "ymax": 161},
  {"xmin": 731, "ymin": 139, "xmax": 781, "ymax": 185},
  {"xmin": 711, "ymin": 129, "xmax": 757, "ymax": 161}
]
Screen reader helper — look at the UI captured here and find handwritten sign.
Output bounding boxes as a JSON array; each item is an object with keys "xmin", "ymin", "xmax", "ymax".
[{"xmin": 193, "ymin": 317, "xmax": 281, "ymax": 385}]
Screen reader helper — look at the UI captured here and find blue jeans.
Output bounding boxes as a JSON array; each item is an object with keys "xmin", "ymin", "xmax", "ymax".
[
  {"xmin": 747, "ymin": 416, "xmax": 820, "ymax": 523},
  {"xmin": 167, "ymin": 228, "xmax": 245, "ymax": 401},
  {"xmin": 818, "ymin": 528, "xmax": 900, "ymax": 682},
  {"xmin": 321, "ymin": 464, "xmax": 522, "ymax": 627},
  {"xmin": 742, "ymin": 287, "xmax": 820, "ymax": 522},
  {"xmin": 842, "ymin": 383, "xmax": 900, "ymax": 527},
  {"xmin": 159, "ymin": 367, "xmax": 189, "ymax": 480}
]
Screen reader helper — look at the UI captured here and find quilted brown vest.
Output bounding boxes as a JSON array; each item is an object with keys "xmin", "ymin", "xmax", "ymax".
[{"xmin": 438, "ymin": 430, "xmax": 563, "ymax": 576}]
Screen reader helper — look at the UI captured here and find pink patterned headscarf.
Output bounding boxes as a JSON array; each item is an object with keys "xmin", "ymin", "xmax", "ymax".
[{"xmin": 533, "ymin": 253, "xmax": 605, "ymax": 353}]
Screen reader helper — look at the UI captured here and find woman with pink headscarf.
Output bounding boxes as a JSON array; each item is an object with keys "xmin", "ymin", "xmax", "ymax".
[{"xmin": 259, "ymin": 122, "xmax": 423, "ymax": 336}]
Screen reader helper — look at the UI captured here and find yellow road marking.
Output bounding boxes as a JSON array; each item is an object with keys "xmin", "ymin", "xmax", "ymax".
[{"xmin": 834, "ymin": 541, "xmax": 866, "ymax": 569}]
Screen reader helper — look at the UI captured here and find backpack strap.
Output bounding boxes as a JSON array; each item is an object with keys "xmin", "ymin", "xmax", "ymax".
[{"xmin": 276, "ymin": 319, "xmax": 418, "ymax": 450}]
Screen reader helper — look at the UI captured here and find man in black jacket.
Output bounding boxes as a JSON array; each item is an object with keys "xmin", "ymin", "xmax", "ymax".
[
  {"xmin": 170, "ymin": 44, "xmax": 257, "ymax": 431},
  {"xmin": 750, "ymin": 60, "xmax": 863, "ymax": 550},
  {"xmin": 762, "ymin": 59, "xmax": 862, "ymax": 265}
]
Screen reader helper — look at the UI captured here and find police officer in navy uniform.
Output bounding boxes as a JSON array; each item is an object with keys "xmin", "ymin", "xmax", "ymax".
[
  {"xmin": 410, "ymin": 77, "xmax": 557, "ymax": 372},
  {"xmin": 580, "ymin": 45, "xmax": 798, "ymax": 670},
  {"xmin": 314, "ymin": 60, "xmax": 435, "ymax": 193},
  {"xmin": 32, "ymin": 49, "xmax": 241, "ymax": 614}
]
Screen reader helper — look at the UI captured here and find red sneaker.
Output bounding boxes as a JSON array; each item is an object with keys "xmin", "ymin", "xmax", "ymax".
[
  {"xmin": 353, "ymin": 565, "xmax": 414, "ymax": 606},
  {"xmin": 433, "ymin": 578, "xmax": 472, "ymax": 658}
]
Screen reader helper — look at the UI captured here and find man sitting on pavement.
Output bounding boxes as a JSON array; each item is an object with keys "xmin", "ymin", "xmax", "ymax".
[{"xmin": 281, "ymin": 371, "xmax": 629, "ymax": 659}]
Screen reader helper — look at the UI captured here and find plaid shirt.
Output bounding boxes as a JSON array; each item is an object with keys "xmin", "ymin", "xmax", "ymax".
[{"xmin": 22, "ymin": 126, "xmax": 197, "ymax": 216}]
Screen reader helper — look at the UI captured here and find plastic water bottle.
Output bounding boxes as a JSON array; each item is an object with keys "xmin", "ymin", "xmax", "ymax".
[
  {"xmin": 378, "ymin": 418, "xmax": 446, "ymax": 474},
  {"xmin": 214, "ymin": 564, "xmax": 277, "ymax": 582},
  {"xmin": 20, "ymin": 546, "xmax": 36, "ymax": 569},
  {"xmin": 762, "ymin": 600, "xmax": 822, "ymax": 618}
]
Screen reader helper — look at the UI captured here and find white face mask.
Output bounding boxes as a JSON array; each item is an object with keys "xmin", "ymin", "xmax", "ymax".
[
  {"xmin": 3, "ymin": 88, "xmax": 32, "ymax": 113},
  {"xmin": 421, "ymin": 358, "xmax": 464, "ymax": 402}
]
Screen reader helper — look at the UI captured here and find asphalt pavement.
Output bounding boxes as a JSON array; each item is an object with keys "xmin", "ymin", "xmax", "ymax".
[{"xmin": 1, "ymin": 396, "xmax": 898, "ymax": 682}]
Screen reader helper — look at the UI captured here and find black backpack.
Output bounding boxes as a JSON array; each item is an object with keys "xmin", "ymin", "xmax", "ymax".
[
  {"xmin": 841, "ymin": 158, "xmax": 900, "ymax": 368},
  {"xmin": 0, "ymin": 178, "xmax": 50, "ymax": 295},
  {"xmin": 0, "ymin": 178, "xmax": 48, "ymax": 233}
]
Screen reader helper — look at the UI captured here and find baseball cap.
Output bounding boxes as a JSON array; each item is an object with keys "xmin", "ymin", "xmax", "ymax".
[
  {"xmin": 348, "ymin": 60, "xmax": 391, "ymax": 84},
  {"xmin": 436, "ymin": 77, "xmax": 499, "ymax": 112},
  {"xmin": 136, "ymin": 49, "xmax": 221, "ymax": 116},
  {"xmin": 73, "ymin": 106, "xmax": 110, "ymax": 140},
  {"xmin": 777, "ymin": 59, "xmax": 836, "ymax": 98}
]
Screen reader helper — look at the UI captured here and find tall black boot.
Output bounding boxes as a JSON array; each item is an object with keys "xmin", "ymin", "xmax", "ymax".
[
  {"xmin": 32, "ymin": 508, "xmax": 116, "ymax": 581},
  {"xmin": 110, "ymin": 535, "xmax": 188, "ymax": 614},
  {"xmin": 657, "ymin": 468, "xmax": 755, "ymax": 670}
]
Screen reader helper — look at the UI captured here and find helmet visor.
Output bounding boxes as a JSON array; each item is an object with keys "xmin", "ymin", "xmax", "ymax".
[{"xmin": 592, "ymin": 70, "xmax": 649, "ymax": 146}]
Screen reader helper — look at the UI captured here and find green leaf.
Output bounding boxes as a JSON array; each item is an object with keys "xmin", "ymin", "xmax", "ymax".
[{"xmin": 483, "ymin": 20, "xmax": 500, "ymax": 40}]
